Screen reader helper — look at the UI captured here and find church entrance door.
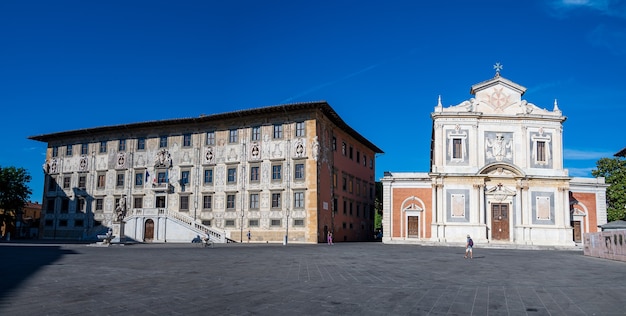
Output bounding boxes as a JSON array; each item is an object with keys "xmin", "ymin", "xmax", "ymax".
[
  {"xmin": 407, "ymin": 216, "xmax": 419, "ymax": 238},
  {"xmin": 144, "ymin": 219, "xmax": 154, "ymax": 242},
  {"xmin": 491, "ymin": 203, "xmax": 509, "ymax": 241}
]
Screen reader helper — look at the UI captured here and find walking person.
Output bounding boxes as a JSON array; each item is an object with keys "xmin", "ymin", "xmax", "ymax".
[
  {"xmin": 327, "ymin": 231, "xmax": 333, "ymax": 245},
  {"xmin": 247, "ymin": 230, "xmax": 251, "ymax": 243},
  {"xmin": 464, "ymin": 234, "xmax": 473, "ymax": 259}
]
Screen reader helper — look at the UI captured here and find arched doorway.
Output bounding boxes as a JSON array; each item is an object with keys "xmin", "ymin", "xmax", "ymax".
[{"xmin": 144, "ymin": 219, "xmax": 154, "ymax": 242}]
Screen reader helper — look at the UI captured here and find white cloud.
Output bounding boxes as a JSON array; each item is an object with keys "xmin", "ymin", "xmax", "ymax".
[{"xmin": 548, "ymin": 0, "xmax": 626, "ymax": 19}]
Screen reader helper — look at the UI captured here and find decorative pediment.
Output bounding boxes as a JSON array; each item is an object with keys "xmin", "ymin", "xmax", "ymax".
[
  {"xmin": 436, "ymin": 74, "xmax": 562, "ymax": 117},
  {"xmin": 485, "ymin": 183, "xmax": 516, "ymax": 201}
]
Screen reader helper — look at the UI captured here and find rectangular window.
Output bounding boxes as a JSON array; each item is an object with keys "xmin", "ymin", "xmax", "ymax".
[
  {"xmin": 273, "ymin": 124, "xmax": 283, "ymax": 139},
  {"xmin": 342, "ymin": 176, "xmax": 347, "ymax": 191},
  {"xmin": 99, "ymin": 141, "xmax": 107, "ymax": 153},
  {"xmin": 343, "ymin": 200, "xmax": 347, "ymax": 214},
  {"xmin": 250, "ymin": 166, "xmax": 260, "ymax": 182},
  {"xmin": 249, "ymin": 193, "xmax": 259, "ymax": 209},
  {"xmin": 157, "ymin": 172, "xmax": 167, "ymax": 184},
  {"xmin": 78, "ymin": 175, "xmax": 86, "ymax": 189},
  {"xmin": 59, "ymin": 219, "xmax": 68, "ymax": 227},
  {"xmin": 227, "ymin": 167, "xmax": 237, "ymax": 183},
  {"xmin": 332, "ymin": 137, "xmax": 337, "ymax": 151},
  {"xmin": 97, "ymin": 174, "xmax": 106, "ymax": 188},
  {"xmin": 137, "ymin": 137, "xmax": 146, "ymax": 150},
  {"xmin": 118, "ymin": 139, "xmax": 126, "ymax": 152},
  {"xmin": 202, "ymin": 220, "xmax": 211, "ymax": 226},
  {"xmin": 356, "ymin": 151, "xmax": 360, "ymax": 163},
  {"xmin": 116, "ymin": 174, "xmax": 125, "ymax": 188},
  {"xmin": 206, "ymin": 131, "xmax": 215, "ymax": 145},
  {"xmin": 95, "ymin": 198, "xmax": 103, "ymax": 211},
  {"xmin": 52, "ymin": 146, "xmax": 59, "ymax": 157},
  {"xmin": 251, "ymin": 126, "xmax": 261, "ymax": 141},
  {"xmin": 349, "ymin": 146, "xmax": 353, "ymax": 159},
  {"xmin": 180, "ymin": 170, "xmax": 190, "ymax": 186},
  {"xmin": 180, "ymin": 196, "xmax": 189, "ymax": 211},
  {"xmin": 81, "ymin": 143, "xmax": 88, "ymax": 155},
  {"xmin": 229, "ymin": 129, "xmax": 238, "ymax": 143},
  {"xmin": 225, "ymin": 220, "xmax": 235, "ymax": 227},
  {"xmin": 226, "ymin": 194, "xmax": 236, "ymax": 210},
  {"xmin": 135, "ymin": 172, "xmax": 144, "ymax": 186},
  {"xmin": 47, "ymin": 176, "xmax": 57, "ymax": 191},
  {"xmin": 453, "ymin": 138, "xmax": 462, "ymax": 159},
  {"xmin": 183, "ymin": 133, "xmax": 192, "ymax": 147},
  {"xmin": 295, "ymin": 121, "xmax": 305, "ymax": 137},
  {"xmin": 537, "ymin": 141, "xmax": 546, "ymax": 162},
  {"xmin": 249, "ymin": 219, "xmax": 259, "ymax": 227},
  {"xmin": 159, "ymin": 136, "xmax": 168, "ymax": 148},
  {"xmin": 74, "ymin": 219, "xmax": 84, "ymax": 227},
  {"xmin": 271, "ymin": 219, "xmax": 281, "ymax": 227},
  {"xmin": 66, "ymin": 145, "xmax": 73, "ymax": 156},
  {"xmin": 63, "ymin": 176, "xmax": 71, "ymax": 189},
  {"xmin": 348, "ymin": 178, "xmax": 353, "ymax": 193},
  {"xmin": 134, "ymin": 197, "xmax": 143, "ymax": 209},
  {"xmin": 203, "ymin": 195, "xmax": 212, "ymax": 209},
  {"xmin": 293, "ymin": 219, "xmax": 304, "ymax": 226},
  {"xmin": 363, "ymin": 154, "xmax": 367, "ymax": 166},
  {"xmin": 271, "ymin": 193, "xmax": 281, "ymax": 208},
  {"xmin": 77, "ymin": 198, "xmax": 85, "ymax": 213},
  {"xmin": 342, "ymin": 142, "xmax": 346, "ymax": 155},
  {"xmin": 294, "ymin": 163, "xmax": 304, "ymax": 180},
  {"xmin": 46, "ymin": 198, "xmax": 55, "ymax": 213},
  {"xmin": 61, "ymin": 198, "xmax": 69, "ymax": 213},
  {"xmin": 272, "ymin": 165, "xmax": 282, "ymax": 181},
  {"xmin": 294, "ymin": 192, "xmax": 304, "ymax": 209},
  {"xmin": 204, "ymin": 169, "xmax": 213, "ymax": 184},
  {"xmin": 156, "ymin": 196, "xmax": 166, "ymax": 208}
]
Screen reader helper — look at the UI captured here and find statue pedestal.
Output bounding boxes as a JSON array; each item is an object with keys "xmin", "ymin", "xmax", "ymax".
[{"xmin": 111, "ymin": 221, "xmax": 126, "ymax": 243}]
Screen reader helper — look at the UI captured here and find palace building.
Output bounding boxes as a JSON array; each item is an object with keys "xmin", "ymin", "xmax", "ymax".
[
  {"xmin": 381, "ymin": 71, "xmax": 608, "ymax": 247},
  {"xmin": 29, "ymin": 101, "xmax": 382, "ymax": 243}
]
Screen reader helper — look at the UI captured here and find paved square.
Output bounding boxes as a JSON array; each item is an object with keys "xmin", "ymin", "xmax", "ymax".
[{"xmin": 1, "ymin": 242, "xmax": 625, "ymax": 315}]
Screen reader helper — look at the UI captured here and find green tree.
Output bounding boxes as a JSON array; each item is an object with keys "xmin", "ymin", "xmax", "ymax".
[
  {"xmin": 374, "ymin": 181, "xmax": 383, "ymax": 230},
  {"xmin": 0, "ymin": 166, "xmax": 33, "ymax": 236},
  {"xmin": 591, "ymin": 157, "xmax": 626, "ymax": 222}
]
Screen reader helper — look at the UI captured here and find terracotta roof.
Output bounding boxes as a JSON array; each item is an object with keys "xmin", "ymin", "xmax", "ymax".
[{"xmin": 28, "ymin": 101, "xmax": 383, "ymax": 154}]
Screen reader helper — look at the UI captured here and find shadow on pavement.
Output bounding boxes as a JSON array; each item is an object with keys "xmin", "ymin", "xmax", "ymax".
[{"xmin": 0, "ymin": 245, "xmax": 78, "ymax": 303}]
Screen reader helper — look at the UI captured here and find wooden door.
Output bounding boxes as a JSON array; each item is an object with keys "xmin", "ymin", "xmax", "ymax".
[
  {"xmin": 407, "ymin": 216, "xmax": 419, "ymax": 238},
  {"xmin": 491, "ymin": 204, "xmax": 509, "ymax": 241},
  {"xmin": 572, "ymin": 221, "xmax": 582, "ymax": 242},
  {"xmin": 144, "ymin": 219, "xmax": 154, "ymax": 242}
]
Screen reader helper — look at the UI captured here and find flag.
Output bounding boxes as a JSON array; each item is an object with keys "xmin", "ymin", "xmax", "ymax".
[{"xmin": 145, "ymin": 170, "xmax": 150, "ymax": 182}]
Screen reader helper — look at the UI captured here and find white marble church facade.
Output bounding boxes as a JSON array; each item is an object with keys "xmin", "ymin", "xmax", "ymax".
[{"xmin": 382, "ymin": 70, "xmax": 607, "ymax": 247}]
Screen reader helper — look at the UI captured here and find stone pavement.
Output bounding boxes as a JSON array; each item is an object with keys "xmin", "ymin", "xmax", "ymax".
[{"xmin": 1, "ymin": 241, "xmax": 625, "ymax": 316}]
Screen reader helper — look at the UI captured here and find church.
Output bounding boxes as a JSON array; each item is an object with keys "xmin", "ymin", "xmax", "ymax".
[{"xmin": 381, "ymin": 68, "xmax": 608, "ymax": 247}]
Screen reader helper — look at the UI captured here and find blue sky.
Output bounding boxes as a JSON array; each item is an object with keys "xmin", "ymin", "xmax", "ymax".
[{"xmin": 1, "ymin": 0, "xmax": 625, "ymax": 203}]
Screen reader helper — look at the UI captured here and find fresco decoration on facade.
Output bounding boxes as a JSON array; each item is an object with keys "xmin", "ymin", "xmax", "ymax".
[
  {"xmin": 271, "ymin": 143, "xmax": 283, "ymax": 158},
  {"xmin": 311, "ymin": 136, "xmax": 320, "ymax": 161},
  {"xmin": 250, "ymin": 142, "xmax": 261, "ymax": 160},
  {"xmin": 116, "ymin": 152, "xmax": 126, "ymax": 169},
  {"xmin": 204, "ymin": 147, "xmax": 215, "ymax": 164},
  {"xmin": 154, "ymin": 149, "xmax": 172, "ymax": 168},
  {"xmin": 227, "ymin": 147, "xmax": 238, "ymax": 162},
  {"xmin": 43, "ymin": 158, "xmax": 58, "ymax": 174},
  {"xmin": 486, "ymin": 132, "xmax": 513, "ymax": 162},
  {"xmin": 79, "ymin": 155, "xmax": 89, "ymax": 171},
  {"xmin": 293, "ymin": 138, "xmax": 306, "ymax": 158}
]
